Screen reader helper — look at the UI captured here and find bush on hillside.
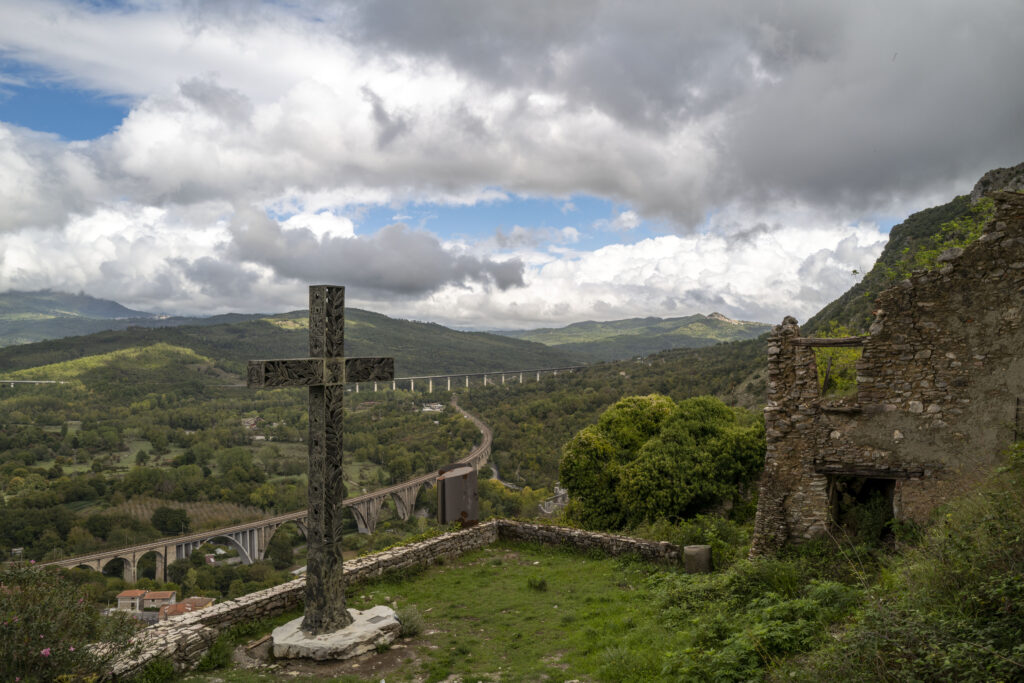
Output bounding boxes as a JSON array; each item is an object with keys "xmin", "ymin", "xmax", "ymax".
[
  {"xmin": 559, "ymin": 395, "xmax": 764, "ymax": 529},
  {"xmin": 0, "ymin": 563, "xmax": 141, "ymax": 681}
]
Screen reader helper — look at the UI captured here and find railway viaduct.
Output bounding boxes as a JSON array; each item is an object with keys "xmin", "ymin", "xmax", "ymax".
[{"xmin": 39, "ymin": 397, "xmax": 493, "ymax": 582}]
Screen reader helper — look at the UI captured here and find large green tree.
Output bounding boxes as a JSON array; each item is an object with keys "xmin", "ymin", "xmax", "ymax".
[{"xmin": 560, "ymin": 394, "xmax": 764, "ymax": 529}]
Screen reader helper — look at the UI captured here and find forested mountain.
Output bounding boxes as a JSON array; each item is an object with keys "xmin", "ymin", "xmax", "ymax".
[
  {"xmin": 497, "ymin": 313, "xmax": 770, "ymax": 361},
  {"xmin": 0, "ymin": 290, "xmax": 273, "ymax": 347},
  {"xmin": 0, "ymin": 307, "xmax": 580, "ymax": 377},
  {"xmin": 803, "ymin": 162, "xmax": 1023, "ymax": 335}
]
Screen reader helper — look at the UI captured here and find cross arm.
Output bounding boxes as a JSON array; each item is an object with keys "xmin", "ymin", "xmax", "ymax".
[{"xmin": 247, "ymin": 357, "xmax": 394, "ymax": 388}]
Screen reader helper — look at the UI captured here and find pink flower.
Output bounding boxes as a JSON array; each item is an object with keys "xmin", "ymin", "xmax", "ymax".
[
  {"xmin": 40, "ymin": 648, "xmax": 51, "ymax": 657},
  {"xmin": 68, "ymin": 646, "xmax": 75, "ymax": 652},
  {"xmin": 29, "ymin": 560, "xmax": 35, "ymax": 565}
]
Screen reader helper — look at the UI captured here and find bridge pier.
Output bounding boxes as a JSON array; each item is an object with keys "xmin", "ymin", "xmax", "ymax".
[
  {"xmin": 350, "ymin": 498, "xmax": 384, "ymax": 534},
  {"xmin": 428, "ymin": 378, "xmax": 433, "ymax": 392},
  {"xmin": 501, "ymin": 374, "xmax": 505, "ymax": 385},
  {"xmin": 447, "ymin": 376, "xmax": 451, "ymax": 391},
  {"xmin": 519, "ymin": 372, "xmax": 523, "ymax": 383},
  {"xmin": 389, "ymin": 483, "xmax": 423, "ymax": 521},
  {"xmin": 465, "ymin": 376, "xmax": 469, "ymax": 388},
  {"xmin": 410, "ymin": 379, "xmax": 415, "ymax": 392}
]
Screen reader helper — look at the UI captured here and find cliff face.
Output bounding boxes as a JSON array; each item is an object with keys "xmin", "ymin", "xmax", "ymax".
[
  {"xmin": 971, "ymin": 161, "xmax": 1024, "ymax": 203},
  {"xmin": 752, "ymin": 190, "xmax": 1024, "ymax": 555}
]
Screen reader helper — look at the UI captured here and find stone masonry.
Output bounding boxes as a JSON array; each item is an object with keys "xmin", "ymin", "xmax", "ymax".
[
  {"xmin": 751, "ymin": 190, "xmax": 1024, "ymax": 554},
  {"xmin": 111, "ymin": 519, "xmax": 680, "ymax": 677}
]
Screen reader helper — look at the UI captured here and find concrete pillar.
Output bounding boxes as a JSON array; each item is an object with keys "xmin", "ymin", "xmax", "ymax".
[
  {"xmin": 465, "ymin": 376, "xmax": 469, "ymax": 388},
  {"xmin": 411, "ymin": 379, "xmax": 415, "ymax": 392},
  {"xmin": 484, "ymin": 375, "xmax": 489, "ymax": 386},
  {"xmin": 684, "ymin": 545, "xmax": 712, "ymax": 573},
  {"xmin": 447, "ymin": 376, "xmax": 451, "ymax": 390},
  {"xmin": 122, "ymin": 556, "xmax": 136, "ymax": 583},
  {"xmin": 374, "ymin": 382, "xmax": 378, "ymax": 392},
  {"xmin": 501, "ymin": 374, "xmax": 505, "ymax": 385},
  {"xmin": 350, "ymin": 498, "xmax": 385, "ymax": 534},
  {"xmin": 537, "ymin": 372, "xmax": 541, "ymax": 381},
  {"xmin": 429, "ymin": 378, "xmax": 433, "ymax": 392},
  {"xmin": 355, "ymin": 383, "xmax": 360, "ymax": 393},
  {"xmin": 390, "ymin": 483, "xmax": 423, "ymax": 520},
  {"xmin": 392, "ymin": 380, "xmax": 396, "ymax": 390},
  {"xmin": 519, "ymin": 373, "xmax": 523, "ymax": 383}
]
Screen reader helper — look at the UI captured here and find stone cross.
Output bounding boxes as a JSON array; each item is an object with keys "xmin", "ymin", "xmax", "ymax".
[{"xmin": 248, "ymin": 285, "xmax": 394, "ymax": 634}]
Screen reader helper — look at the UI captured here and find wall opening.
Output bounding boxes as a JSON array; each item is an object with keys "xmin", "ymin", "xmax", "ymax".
[
  {"xmin": 828, "ymin": 475, "xmax": 895, "ymax": 541},
  {"xmin": 813, "ymin": 346, "xmax": 862, "ymax": 399}
]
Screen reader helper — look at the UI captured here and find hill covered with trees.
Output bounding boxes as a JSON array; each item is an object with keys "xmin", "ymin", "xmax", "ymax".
[
  {"xmin": 0, "ymin": 306, "xmax": 580, "ymax": 377},
  {"xmin": 498, "ymin": 312, "xmax": 770, "ymax": 361}
]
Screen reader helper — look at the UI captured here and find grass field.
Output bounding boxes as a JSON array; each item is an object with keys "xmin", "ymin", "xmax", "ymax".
[{"xmin": 180, "ymin": 541, "xmax": 686, "ymax": 682}]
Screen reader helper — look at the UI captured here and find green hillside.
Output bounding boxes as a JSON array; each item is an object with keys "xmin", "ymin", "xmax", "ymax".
[
  {"xmin": 0, "ymin": 307, "xmax": 580, "ymax": 378},
  {"xmin": 0, "ymin": 290, "xmax": 275, "ymax": 347},
  {"xmin": 801, "ymin": 195, "xmax": 974, "ymax": 335},
  {"xmin": 0, "ymin": 290, "xmax": 153, "ymax": 320},
  {"xmin": 498, "ymin": 313, "xmax": 770, "ymax": 361}
]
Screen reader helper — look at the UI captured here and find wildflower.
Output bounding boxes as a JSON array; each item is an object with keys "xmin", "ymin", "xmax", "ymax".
[
  {"xmin": 29, "ymin": 560, "xmax": 35, "ymax": 565},
  {"xmin": 40, "ymin": 648, "xmax": 51, "ymax": 657},
  {"xmin": 69, "ymin": 646, "xmax": 75, "ymax": 652}
]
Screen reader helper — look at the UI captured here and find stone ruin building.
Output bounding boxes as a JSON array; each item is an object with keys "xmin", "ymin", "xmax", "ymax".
[{"xmin": 751, "ymin": 189, "xmax": 1024, "ymax": 554}]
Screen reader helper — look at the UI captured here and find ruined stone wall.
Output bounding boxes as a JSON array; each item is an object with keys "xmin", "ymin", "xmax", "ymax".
[
  {"xmin": 112, "ymin": 519, "xmax": 680, "ymax": 677},
  {"xmin": 752, "ymin": 191, "xmax": 1024, "ymax": 554}
]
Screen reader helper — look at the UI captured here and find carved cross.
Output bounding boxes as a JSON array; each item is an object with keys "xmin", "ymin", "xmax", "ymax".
[{"xmin": 248, "ymin": 285, "xmax": 394, "ymax": 634}]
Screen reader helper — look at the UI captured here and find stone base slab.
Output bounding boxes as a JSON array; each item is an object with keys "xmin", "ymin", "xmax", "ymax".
[{"xmin": 272, "ymin": 606, "xmax": 400, "ymax": 661}]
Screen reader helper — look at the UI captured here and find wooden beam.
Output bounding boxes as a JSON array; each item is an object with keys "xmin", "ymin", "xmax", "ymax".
[{"xmin": 790, "ymin": 336, "xmax": 865, "ymax": 347}]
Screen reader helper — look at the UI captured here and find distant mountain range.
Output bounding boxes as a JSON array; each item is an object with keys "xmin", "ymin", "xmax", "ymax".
[
  {"xmin": 0, "ymin": 290, "xmax": 772, "ymax": 364},
  {"xmin": 0, "ymin": 290, "xmax": 270, "ymax": 348},
  {"xmin": 0, "ymin": 305, "xmax": 582, "ymax": 378},
  {"xmin": 497, "ymin": 313, "xmax": 771, "ymax": 361}
]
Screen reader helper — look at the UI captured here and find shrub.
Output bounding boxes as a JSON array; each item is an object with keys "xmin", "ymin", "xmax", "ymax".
[
  {"xmin": 396, "ymin": 606, "xmax": 425, "ymax": 638},
  {"xmin": 0, "ymin": 563, "xmax": 141, "ymax": 682},
  {"xmin": 527, "ymin": 576, "xmax": 548, "ymax": 592}
]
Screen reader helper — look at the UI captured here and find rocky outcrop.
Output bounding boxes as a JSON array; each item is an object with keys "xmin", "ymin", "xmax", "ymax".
[{"xmin": 971, "ymin": 162, "xmax": 1024, "ymax": 203}]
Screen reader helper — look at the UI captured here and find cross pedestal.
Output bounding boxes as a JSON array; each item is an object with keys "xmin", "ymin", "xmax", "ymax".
[{"xmin": 248, "ymin": 285, "xmax": 394, "ymax": 635}]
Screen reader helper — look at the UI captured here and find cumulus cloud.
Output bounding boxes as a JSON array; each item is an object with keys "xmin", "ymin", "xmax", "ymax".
[
  {"xmin": 494, "ymin": 225, "xmax": 580, "ymax": 249},
  {"xmin": 595, "ymin": 210, "xmax": 641, "ymax": 231},
  {"xmin": 389, "ymin": 219, "xmax": 887, "ymax": 328},
  {"xmin": 227, "ymin": 208, "xmax": 524, "ymax": 296},
  {"xmin": 0, "ymin": 1, "xmax": 1020, "ymax": 324}
]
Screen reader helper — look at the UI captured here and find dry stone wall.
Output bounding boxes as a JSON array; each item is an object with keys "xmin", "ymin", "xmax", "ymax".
[
  {"xmin": 751, "ymin": 191, "xmax": 1024, "ymax": 554},
  {"xmin": 112, "ymin": 519, "xmax": 680, "ymax": 677}
]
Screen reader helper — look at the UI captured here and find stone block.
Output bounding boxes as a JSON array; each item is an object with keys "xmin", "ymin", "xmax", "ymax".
[
  {"xmin": 683, "ymin": 545, "xmax": 712, "ymax": 574},
  {"xmin": 272, "ymin": 606, "xmax": 400, "ymax": 661}
]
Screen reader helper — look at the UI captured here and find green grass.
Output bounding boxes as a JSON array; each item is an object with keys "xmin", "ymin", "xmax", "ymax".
[{"xmin": 184, "ymin": 541, "xmax": 684, "ymax": 681}]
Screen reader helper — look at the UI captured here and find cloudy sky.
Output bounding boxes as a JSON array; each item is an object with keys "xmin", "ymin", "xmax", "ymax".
[{"xmin": 0, "ymin": 1, "xmax": 1021, "ymax": 329}]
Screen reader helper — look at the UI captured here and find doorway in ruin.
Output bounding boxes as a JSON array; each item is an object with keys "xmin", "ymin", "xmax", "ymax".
[{"xmin": 828, "ymin": 475, "xmax": 896, "ymax": 542}]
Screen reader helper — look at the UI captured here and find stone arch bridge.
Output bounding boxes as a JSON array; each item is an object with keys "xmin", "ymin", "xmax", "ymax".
[{"xmin": 40, "ymin": 398, "xmax": 492, "ymax": 582}]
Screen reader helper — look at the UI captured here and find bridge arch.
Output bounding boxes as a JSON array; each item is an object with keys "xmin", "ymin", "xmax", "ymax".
[
  {"xmin": 204, "ymin": 534, "xmax": 253, "ymax": 565},
  {"xmin": 102, "ymin": 556, "xmax": 135, "ymax": 582},
  {"xmin": 136, "ymin": 549, "xmax": 165, "ymax": 581}
]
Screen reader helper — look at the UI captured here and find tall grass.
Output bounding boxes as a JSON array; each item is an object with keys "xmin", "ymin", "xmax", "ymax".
[{"xmin": 777, "ymin": 444, "xmax": 1024, "ymax": 681}]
